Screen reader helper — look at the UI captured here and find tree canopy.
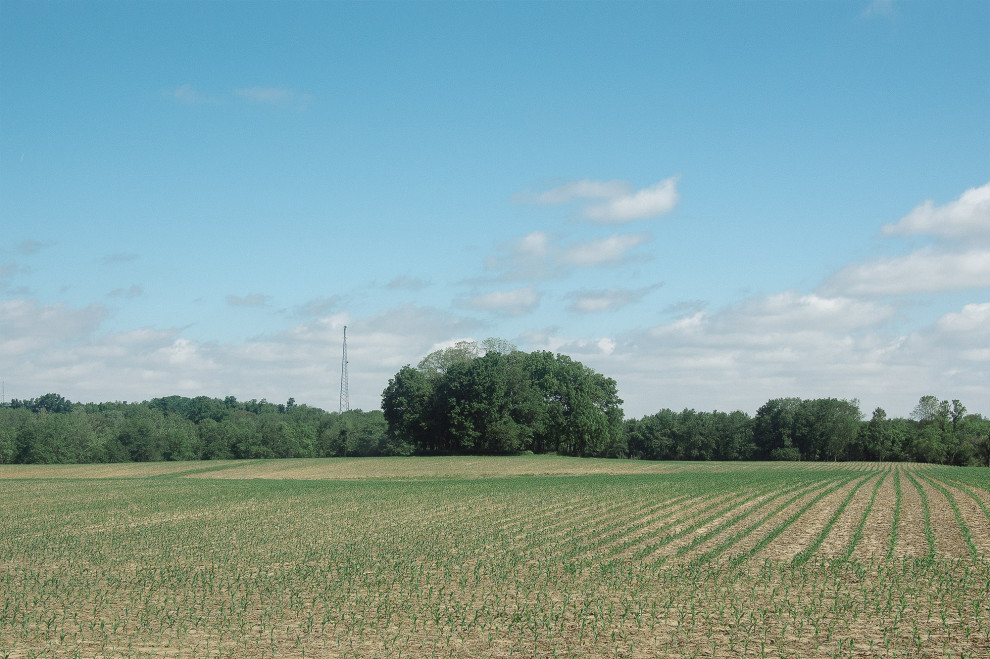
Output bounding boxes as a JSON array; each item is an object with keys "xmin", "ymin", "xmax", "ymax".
[
  {"xmin": 1, "ymin": 381, "xmax": 987, "ymax": 466},
  {"xmin": 0, "ymin": 395, "xmax": 392, "ymax": 464},
  {"xmin": 381, "ymin": 341, "xmax": 625, "ymax": 457}
]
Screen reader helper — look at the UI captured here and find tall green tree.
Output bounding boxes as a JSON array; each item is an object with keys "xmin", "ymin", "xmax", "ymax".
[
  {"xmin": 753, "ymin": 398, "xmax": 802, "ymax": 460},
  {"xmin": 382, "ymin": 365, "xmax": 438, "ymax": 451},
  {"xmin": 861, "ymin": 407, "xmax": 902, "ymax": 461},
  {"xmin": 381, "ymin": 346, "xmax": 623, "ymax": 457}
]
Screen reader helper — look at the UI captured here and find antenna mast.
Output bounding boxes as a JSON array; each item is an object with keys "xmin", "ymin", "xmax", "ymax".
[{"xmin": 338, "ymin": 326, "xmax": 349, "ymax": 413}]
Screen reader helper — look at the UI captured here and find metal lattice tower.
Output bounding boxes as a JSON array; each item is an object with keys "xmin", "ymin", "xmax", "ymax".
[{"xmin": 338, "ymin": 326, "xmax": 350, "ymax": 413}]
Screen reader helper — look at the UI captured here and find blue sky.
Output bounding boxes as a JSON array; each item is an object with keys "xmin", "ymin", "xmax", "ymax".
[{"xmin": 2, "ymin": 0, "xmax": 988, "ymax": 418}]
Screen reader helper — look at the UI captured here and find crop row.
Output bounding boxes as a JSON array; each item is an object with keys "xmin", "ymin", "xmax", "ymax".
[{"xmin": 0, "ymin": 461, "xmax": 988, "ymax": 657}]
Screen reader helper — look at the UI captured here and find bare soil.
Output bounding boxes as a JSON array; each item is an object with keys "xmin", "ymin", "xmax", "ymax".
[
  {"xmin": 895, "ymin": 467, "xmax": 929, "ymax": 558},
  {"xmin": 850, "ymin": 468, "xmax": 895, "ymax": 561},
  {"xmin": 754, "ymin": 476, "xmax": 867, "ymax": 562}
]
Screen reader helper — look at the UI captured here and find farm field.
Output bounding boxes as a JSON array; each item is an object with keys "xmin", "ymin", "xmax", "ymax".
[{"xmin": 1, "ymin": 458, "xmax": 989, "ymax": 658}]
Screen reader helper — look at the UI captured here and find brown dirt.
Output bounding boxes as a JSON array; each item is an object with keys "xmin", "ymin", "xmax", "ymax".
[
  {"xmin": 917, "ymin": 474, "xmax": 971, "ymax": 560},
  {"xmin": 936, "ymin": 478, "xmax": 990, "ymax": 556},
  {"xmin": 753, "ymin": 476, "xmax": 869, "ymax": 562},
  {"xmin": 594, "ymin": 492, "xmax": 718, "ymax": 557},
  {"xmin": 851, "ymin": 468, "xmax": 894, "ymax": 561},
  {"xmin": 645, "ymin": 489, "xmax": 783, "ymax": 560},
  {"xmin": 712, "ymin": 486, "xmax": 822, "ymax": 562},
  {"xmin": 895, "ymin": 466, "xmax": 928, "ymax": 558},
  {"xmin": 513, "ymin": 491, "xmax": 672, "ymax": 553},
  {"xmin": 817, "ymin": 472, "xmax": 882, "ymax": 559}
]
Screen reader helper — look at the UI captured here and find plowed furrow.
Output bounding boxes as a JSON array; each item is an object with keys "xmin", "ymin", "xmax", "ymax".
[
  {"xmin": 801, "ymin": 474, "xmax": 876, "ymax": 562},
  {"xmin": 590, "ymin": 492, "xmax": 731, "ymax": 558},
  {"xmin": 847, "ymin": 470, "xmax": 890, "ymax": 562},
  {"xmin": 669, "ymin": 482, "xmax": 823, "ymax": 562},
  {"xmin": 631, "ymin": 486, "xmax": 802, "ymax": 562},
  {"xmin": 745, "ymin": 476, "xmax": 863, "ymax": 563},
  {"xmin": 559, "ymin": 494, "xmax": 699, "ymax": 559},
  {"xmin": 614, "ymin": 491, "xmax": 752, "ymax": 560},
  {"xmin": 895, "ymin": 466, "xmax": 928, "ymax": 558},
  {"xmin": 733, "ymin": 475, "xmax": 857, "ymax": 566},
  {"xmin": 916, "ymin": 471, "xmax": 977, "ymax": 560}
]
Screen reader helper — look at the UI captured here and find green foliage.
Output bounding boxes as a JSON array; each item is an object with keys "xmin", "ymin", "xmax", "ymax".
[
  {"xmin": 1, "ymin": 385, "xmax": 985, "ymax": 466},
  {"xmin": 0, "ymin": 395, "xmax": 387, "ymax": 464},
  {"xmin": 381, "ymin": 344, "xmax": 624, "ymax": 457},
  {"xmin": 9, "ymin": 393, "xmax": 74, "ymax": 414},
  {"xmin": 625, "ymin": 409, "xmax": 755, "ymax": 461},
  {"xmin": 769, "ymin": 446, "xmax": 802, "ymax": 461},
  {"xmin": 859, "ymin": 407, "xmax": 902, "ymax": 462},
  {"xmin": 753, "ymin": 397, "xmax": 862, "ymax": 461}
]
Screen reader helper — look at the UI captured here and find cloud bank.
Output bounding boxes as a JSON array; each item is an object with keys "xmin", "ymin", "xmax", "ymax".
[
  {"xmin": 2, "ymin": 181, "xmax": 987, "ymax": 419},
  {"xmin": 823, "ymin": 182, "xmax": 990, "ymax": 297}
]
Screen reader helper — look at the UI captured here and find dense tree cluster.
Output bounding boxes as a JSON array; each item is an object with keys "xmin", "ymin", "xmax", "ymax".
[
  {"xmin": 623, "ymin": 396, "xmax": 990, "ymax": 466},
  {"xmin": 623, "ymin": 409, "xmax": 756, "ymax": 461},
  {"xmin": 381, "ymin": 340, "xmax": 625, "ymax": 457},
  {"xmin": 0, "ymin": 394, "xmax": 392, "ymax": 464}
]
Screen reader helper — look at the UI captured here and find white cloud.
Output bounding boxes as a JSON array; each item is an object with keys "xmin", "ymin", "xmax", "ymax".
[
  {"xmin": 163, "ymin": 85, "xmax": 311, "ymax": 109},
  {"xmin": 5, "ymin": 181, "xmax": 987, "ymax": 419},
  {"xmin": 517, "ymin": 179, "xmax": 632, "ymax": 205},
  {"xmin": 823, "ymin": 245, "xmax": 990, "ymax": 296},
  {"xmin": 0, "ymin": 300, "xmax": 107, "ymax": 356},
  {"xmin": 486, "ymin": 231, "xmax": 650, "ymax": 279},
  {"xmin": 861, "ymin": 0, "xmax": 895, "ymax": 18},
  {"xmin": 516, "ymin": 176, "xmax": 681, "ymax": 223},
  {"xmin": 100, "ymin": 253, "xmax": 139, "ymax": 265},
  {"xmin": 483, "ymin": 231, "xmax": 556, "ymax": 280},
  {"xmin": 882, "ymin": 182, "xmax": 990, "ymax": 242},
  {"xmin": 934, "ymin": 301, "xmax": 990, "ymax": 334},
  {"xmin": 529, "ymin": 291, "xmax": 987, "ymax": 419},
  {"xmin": 0, "ymin": 299, "xmax": 482, "ymax": 410},
  {"xmin": 458, "ymin": 287, "xmax": 541, "ymax": 316},
  {"xmin": 585, "ymin": 177, "xmax": 681, "ymax": 223},
  {"xmin": 0, "ymin": 264, "xmax": 22, "ymax": 290},
  {"xmin": 384, "ymin": 276, "xmax": 430, "ymax": 291},
  {"xmin": 17, "ymin": 240, "xmax": 50, "ymax": 255},
  {"xmin": 823, "ymin": 181, "xmax": 990, "ymax": 298},
  {"xmin": 235, "ymin": 87, "xmax": 292, "ymax": 103},
  {"xmin": 163, "ymin": 84, "xmax": 219, "ymax": 105},
  {"xmin": 516, "ymin": 231, "xmax": 552, "ymax": 258},
  {"xmin": 560, "ymin": 233, "xmax": 651, "ymax": 267},
  {"xmin": 108, "ymin": 285, "xmax": 143, "ymax": 299},
  {"xmin": 3, "ymin": 290, "xmax": 987, "ymax": 419},
  {"xmin": 567, "ymin": 284, "xmax": 662, "ymax": 313},
  {"xmin": 295, "ymin": 296, "xmax": 340, "ymax": 317},
  {"xmin": 720, "ymin": 291, "xmax": 897, "ymax": 334},
  {"xmin": 226, "ymin": 293, "xmax": 271, "ymax": 308}
]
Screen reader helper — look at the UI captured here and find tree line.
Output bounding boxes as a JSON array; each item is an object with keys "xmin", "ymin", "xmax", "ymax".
[
  {"xmin": 2, "ymin": 344, "xmax": 988, "ymax": 466},
  {"xmin": 0, "ymin": 394, "xmax": 399, "ymax": 464},
  {"xmin": 626, "ymin": 396, "xmax": 990, "ymax": 466},
  {"xmin": 381, "ymin": 341, "xmax": 989, "ymax": 465}
]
